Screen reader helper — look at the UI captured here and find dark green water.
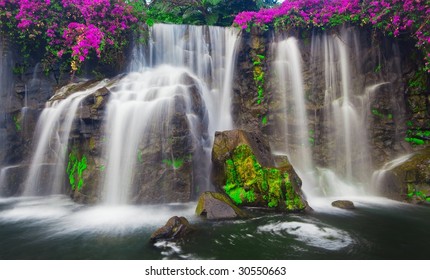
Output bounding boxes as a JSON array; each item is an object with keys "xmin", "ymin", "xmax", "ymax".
[{"xmin": 0, "ymin": 196, "xmax": 429, "ymax": 259}]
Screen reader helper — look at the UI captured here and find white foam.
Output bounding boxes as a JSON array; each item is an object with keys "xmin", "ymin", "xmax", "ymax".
[
  {"xmin": 258, "ymin": 221, "xmax": 353, "ymax": 250},
  {"xmin": 0, "ymin": 197, "xmax": 196, "ymax": 236}
]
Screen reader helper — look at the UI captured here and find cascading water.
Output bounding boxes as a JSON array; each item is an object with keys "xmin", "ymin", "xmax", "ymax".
[
  {"xmin": 100, "ymin": 24, "xmax": 239, "ymax": 205},
  {"xmin": 16, "ymin": 24, "xmax": 239, "ymax": 204},
  {"xmin": 318, "ymin": 29, "xmax": 372, "ymax": 195},
  {"xmin": 23, "ymin": 80, "xmax": 108, "ymax": 195},
  {"xmin": 272, "ymin": 37, "xmax": 317, "ymax": 196},
  {"xmin": 131, "ymin": 24, "xmax": 238, "ymax": 131},
  {"xmin": 271, "ymin": 27, "xmax": 396, "ymax": 201}
]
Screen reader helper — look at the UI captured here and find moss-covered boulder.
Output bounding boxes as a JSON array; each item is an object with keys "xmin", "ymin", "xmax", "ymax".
[
  {"xmin": 212, "ymin": 130, "xmax": 307, "ymax": 211},
  {"xmin": 150, "ymin": 216, "xmax": 194, "ymax": 243},
  {"xmin": 196, "ymin": 191, "xmax": 248, "ymax": 219},
  {"xmin": 379, "ymin": 148, "xmax": 430, "ymax": 204}
]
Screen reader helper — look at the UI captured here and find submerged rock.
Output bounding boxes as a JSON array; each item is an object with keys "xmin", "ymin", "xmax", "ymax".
[
  {"xmin": 212, "ymin": 129, "xmax": 307, "ymax": 212},
  {"xmin": 150, "ymin": 216, "xmax": 193, "ymax": 243},
  {"xmin": 195, "ymin": 191, "xmax": 248, "ymax": 219},
  {"xmin": 331, "ymin": 200, "xmax": 355, "ymax": 209}
]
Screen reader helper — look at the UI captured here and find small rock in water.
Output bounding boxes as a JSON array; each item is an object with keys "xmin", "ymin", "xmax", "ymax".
[
  {"xmin": 195, "ymin": 191, "xmax": 248, "ymax": 219},
  {"xmin": 150, "ymin": 216, "xmax": 193, "ymax": 243},
  {"xmin": 331, "ymin": 200, "xmax": 355, "ymax": 210}
]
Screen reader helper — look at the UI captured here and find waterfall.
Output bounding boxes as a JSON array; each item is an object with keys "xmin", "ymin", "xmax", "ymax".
[
  {"xmin": 272, "ymin": 27, "xmax": 392, "ymax": 198},
  {"xmin": 131, "ymin": 24, "xmax": 239, "ymax": 131},
  {"xmin": 14, "ymin": 24, "xmax": 239, "ymax": 202},
  {"xmin": 273, "ymin": 37, "xmax": 317, "ymax": 196},
  {"xmin": 101, "ymin": 24, "xmax": 240, "ymax": 204},
  {"xmin": 23, "ymin": 80, "xmax": 109, "ymax": 196},
  {"xmin": 320, "ymin": 29, "xmax": 372, "ymax": 195}
]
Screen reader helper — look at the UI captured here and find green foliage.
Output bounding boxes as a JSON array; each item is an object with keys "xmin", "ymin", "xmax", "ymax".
[
  {"xmin": 137, "ymin": 149, "xmax": 143, "ymax": 163},
  {"xmin": 371, "ymin": 109, "xmax": 393, "ymax": 119},
  {"xmin": 1, "ymin": 0, "xmax": 139, "ymax": 74},
  {"xmin": 374, "ymin": 64, "xmax": 382, "ymax": 73},
  {"xmin": 407, "ymin": 184, "xmax": 429, "ymax": 201},
  {"xmin": 66, "ymin": 151, "xmax": 87, "ymax": 191},
  {"xmin": 252, "ymin": 53, "xmax": 266, "ymax": 105},
  {"xmin": 405, "ymin": 128, "xmax": 430, "ymax": 145},
  {"xmin": 12, "ymin": 115, "xmax": 21, "ymax": 132},
  {"xmin": 261, "ymin": 115, "xmax": 268, "ymax": 125},
  {"xmin": 408, "ymin": 69, "xmax": 428, "ymax": 92},
  {"xmin": 143, "ymin": 0, "xmax": 266, "ymax": 26},
  {"xmin": 284, "ymin": 172, "xmax": 304, "ymax": 210},
  {"xmin": 223, "ymin": 144, "xmax": 305, "ymax": 210},
  {"xmin": 162, "ymin": 158, "xmax": 184, "ymax": 169}
]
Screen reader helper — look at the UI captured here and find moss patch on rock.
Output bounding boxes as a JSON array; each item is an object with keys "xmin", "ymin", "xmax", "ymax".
[
  {"xmin": 223, "ymin": 144, "xmax": 305, "ymax": 211},
  {"xmin": 66, "ymin": 150, "xmax": 87, "ymax": 191}
]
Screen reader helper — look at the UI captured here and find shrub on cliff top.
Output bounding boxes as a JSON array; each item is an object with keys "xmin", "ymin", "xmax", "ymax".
[
  {"xmin": 0, "ymin": 0, "xmax": 138, "ymax": 74},
  {"xmin": 234, "ymin": 0, "xmax": 430, "ymax": 72}
]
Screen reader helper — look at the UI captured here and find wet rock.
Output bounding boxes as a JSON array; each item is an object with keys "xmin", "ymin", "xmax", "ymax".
[
  {"xmin": 380, "ymin": 148, "xmax": 430, "ymax": 204},
  {"xmin": 150, "ymin": 216, "xmax": 193, "ymax": 243},
  {"xmin": 195, "ymin": 191, "xmax": 248, "ymax": 219},
  {"xmin": 212, "ymin": 129, "xmax": 307, "ymax": 212},
  {"xmin": 331, "ymin": 200, "xmax": 355, "ymax": 209}
]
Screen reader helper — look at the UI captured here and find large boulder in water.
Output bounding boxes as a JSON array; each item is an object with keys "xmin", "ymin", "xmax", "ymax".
[
  {"xmin": 378, "ymin": 148, "xmax": 430, "ymax": 204},
  {"xmin": 150, "ymin": 216, "xmax": 194, "ymax": 243},
  {"xmin": 212, "ymin": 129, "xmax": 307, "ymax": 211},
  {"xmin": 195, "ymin": 191, "xmax": 248, "ymax": 219}
]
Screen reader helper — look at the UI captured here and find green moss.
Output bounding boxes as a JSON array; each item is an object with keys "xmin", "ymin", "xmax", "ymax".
[
  {"xmin": 261, "ymin": 115, "xmax": 268, "ymax": 125},
  {"xmin": 13, "ymin": 115, "xmax": 21, "ymax": 132},
  {"xmin": 405, "ymin": 137, "xmax": 425, "ymax": 145},
  {"xmin": 374, "ymin": 64, "xmax": 382, "ymax": 73},
  {"xmin": 371, "ymin": 109, "xmax": 393, "ymax": 120},
  {"xmin": 223, "ymin": 144, "xmax": 305, "ymax": 211},
  {"xmin": 66, "ymin": 151, "xmax": 87, "ymax": 191},
  {"xmin": 408, "ymin": 69, "xmax": 428, "ymax": 92},
  {"xmin": 162, "ymin": 158, "xmax": 184, "ymax": 169},
  {"xmin": 284, "ymin": 172, "xmax": 305, "ymax": 210},
  {"xmin": 407, "ymin": 183, "xmax": 428, "ymax": 201},
  {"xmin": 405, "ymin": 129, "xmax": 430, "ymax": 145},
  {"xmin": 252, "ymin": 53, "xmax": 266, "ymax": 105},
  {"xmin": 137, "ymin": 149, "xmax": 143, "ymax": 163}
]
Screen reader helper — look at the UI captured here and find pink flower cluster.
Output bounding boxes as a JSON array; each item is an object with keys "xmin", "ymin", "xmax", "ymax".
[
  {"xmin": 234, "ymin": 0, "xmax": 360, "ymax": 29},
  {"xmin": 63, "ymin": 22, "xmax": 104, "ymax": 62},
  {"xmin": 0, "ymin": 0, "xmax": 137, "ymax": 71},
  {"xmin": 234, "ymin": 0, "xmax": 430, "ymax": 72}
]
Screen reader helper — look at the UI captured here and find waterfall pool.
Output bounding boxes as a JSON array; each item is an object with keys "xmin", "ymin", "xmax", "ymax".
[{"xmin": 0, "ymin": 195, "xmax": 429, "ymax": 259}]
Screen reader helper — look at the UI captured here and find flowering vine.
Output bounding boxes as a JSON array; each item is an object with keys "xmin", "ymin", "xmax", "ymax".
[
  {"xmin": 234, "ymin": 0, "xmax": 430, "ymax": 72},
  {"xmin": 0, "ymin": 0, "xmax": 138, "ymax": 74}
]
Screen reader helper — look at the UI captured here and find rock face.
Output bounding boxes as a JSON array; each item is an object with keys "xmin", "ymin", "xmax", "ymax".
[
  {"xmin": 212, "ymin": 129, "xmax": 307, "ymax": 211},
  {"xmin": 195, "ymin": 191, "xmax": 248, "ymax": 219},
  {"xmin": 379, "ymin": 147, "xmax": 430, "ymax": 204},
  {"xmin": 150, "ymin": 216, "xmax": 193, "ymax": 243},
  {"xmin": 332, "ymin": 200, "xmax": 355, "ymax": 209}
]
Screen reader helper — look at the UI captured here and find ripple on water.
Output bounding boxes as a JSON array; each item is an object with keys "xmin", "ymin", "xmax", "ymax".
[{"xmin": 258, "ymin": 221, "xmax": 354, "ymax": 251}]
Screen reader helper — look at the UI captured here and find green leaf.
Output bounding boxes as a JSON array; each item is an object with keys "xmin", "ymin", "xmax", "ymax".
[
  {"xmin": 146, "ymin": 18, "xmax": 155, "ymax": 27},
  {"xmin": 206, "ymin": 13, "xmax": 219, "ymax": 25}
]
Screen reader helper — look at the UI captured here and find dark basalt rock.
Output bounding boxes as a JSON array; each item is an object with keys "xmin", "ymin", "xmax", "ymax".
[
  {"xmin": 195, "ymin": 191, "xmax": 248, "ymax": 220},
  {"xmin": 331, "ymin": 200, "xmax": 355, "ymax": 209},
  {"xmin": 150, "ymin": 216, "xmax": 194, "ymax": 243}
]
